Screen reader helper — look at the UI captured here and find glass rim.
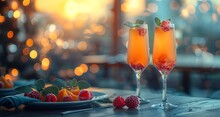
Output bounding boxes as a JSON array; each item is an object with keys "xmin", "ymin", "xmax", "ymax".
[
  {"xmin": 154, "ymin": 23, "xmax": 175, "ymax": 28},
  {"xmin": 129, "ymin": 24, "xmax": 148, "ymax": 29}
]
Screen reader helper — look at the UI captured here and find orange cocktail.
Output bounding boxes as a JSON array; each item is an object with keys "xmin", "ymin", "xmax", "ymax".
[
  {"xmin": 152, "ymin": 25, "xmax": 176, "ymax": 74},
  {"xmin": 127, "ymin": 25, "xmax": 150, "ymax": 73},
  {"xmin": 127, "ymin": 24, "xmax": 149, "ymax": 100},
  {"xmin": 151, "ymin": 17, "xmax": 177, "ymax": 110}
]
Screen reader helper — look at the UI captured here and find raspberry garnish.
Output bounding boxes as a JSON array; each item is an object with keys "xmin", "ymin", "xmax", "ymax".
[
  {"xmin": 131, "ymin": 63, "xmax": 145, "ymax": 70},
  {"xmin": 45, "ymin": 93, "xmax": 57, "ymax": 102},
  {"xmin": 0, "ymin": 81, "xmax": 4, "ymax": 89},
  {"xmin": 113, "ymin": 96, "xmax": 125, "ymax": 108},
  {"xmin": 27, "ymin": 91, "xmax": 40, "ymax": 99},
  {"xmin": 78, "ymin": 90, "xmax": 93, "ymax": 101},
  {"xmin": 125, "ymin": 95, "xmax": 140, "ymax": 108},
  {"xmin": 161, "ymin": 20, "xmax": 171, "ymax": 32},
  {"xmin": 24, "ymin": 92, "xmax": 29, "ymax": 96},
  {"xmin": 136, "ymin": 28, "xmax": 146, "ymax": 36},
  {"xmin": 63, "ymin": 96, "xmax": 73, "ymax": 102}
]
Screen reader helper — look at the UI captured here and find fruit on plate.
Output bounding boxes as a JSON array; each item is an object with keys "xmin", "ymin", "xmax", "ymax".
[
  {"xmin": 0, "ymin": 77, "xmax": 14, "ymax": 89},
  {"xmin": 78, "ymin": 90, "xmax": 94, "ymax": 101},
  {"xmin": 63, "ymin": 96, "xmax": 73, "ymax": 102},
  {"xmin": 45, "ymin": 93, "xmax": 57, "ymax": 102},
  {"xmin": 27, "ymin": 91, "xmax": 40, "ymax": 99},
  {"xmin": 70, "ymin": 86, "xmax": 80, "ymax": 95},
  {"xmin": 57, "ymin": 89, "xmax": 78, "ymax": 102}
]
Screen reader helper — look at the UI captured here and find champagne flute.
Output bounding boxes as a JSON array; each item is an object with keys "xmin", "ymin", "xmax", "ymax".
[
  {"xmin": 151, "ymin": 18, "xmax": 177, "ymax": 110},
  {"xmin": 127, "ymin": 23, "xmax": 150, "ymax": 103}
]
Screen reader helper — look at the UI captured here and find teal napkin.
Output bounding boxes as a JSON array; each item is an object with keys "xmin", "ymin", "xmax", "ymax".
[{"xmin": 0, "ymin": 95, "xmax": 41, "ymax": 109}]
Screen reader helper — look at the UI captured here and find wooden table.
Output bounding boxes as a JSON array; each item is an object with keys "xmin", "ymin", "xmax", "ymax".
[{"xmin": 1, "ymin": 87, "xmax": 220, "ymax": 117}]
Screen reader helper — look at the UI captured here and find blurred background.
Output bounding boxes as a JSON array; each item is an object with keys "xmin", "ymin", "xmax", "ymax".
[{"xmin": 1, "ymin": 0, "xmax": 220, "ymax": 98}]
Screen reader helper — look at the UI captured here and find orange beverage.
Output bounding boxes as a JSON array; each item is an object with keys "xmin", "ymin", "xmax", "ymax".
[
  {"xmin": 127, "ymin": 25, "xmax": 150, "ymax": 73},
  {"xmin": 152, "ymin": 25, "xmax": 176, "ymax": 74}
]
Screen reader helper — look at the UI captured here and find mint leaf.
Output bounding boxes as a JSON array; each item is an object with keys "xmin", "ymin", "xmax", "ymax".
[
  {"xmin": 69, "ymin": 78, "xmax": 78, "ymax": 87},
  {"xmin": 78, "ymin": 80, "xmax": 90, "ymax": 89},
  {"xmin": 15, "ymin": 85, "xmax": 32, "ymax": 93},
  {"xmin": 35, "ymin": 79, "xmax": 45, "ymax": 92},
  {"xmin": 155, "ymin": 17, "xmax": 161, "ymax": 26},
  {"xmin": 135, "ymin": 19, "xmax": 144, "ymax": 25},
  {"xmin": 52, "ymin": 79, "xmax": 67, "ymax": 90},
  {"xmin": 42, "ymin": 86, "xmax": 59, "ymax": 96},
  {"xmin": 124, "ymin": 21, "xmax": 134, "ymax": 28}
]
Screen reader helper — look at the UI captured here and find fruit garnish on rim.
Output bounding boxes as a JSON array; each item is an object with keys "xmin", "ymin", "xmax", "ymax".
[
  {"xmin": 124, "ymin": 19, "xmax": 147, "ymax": 36},
  {"xmin": 155, "ymin": 17, "xmax": 172, "ymax": 32}
]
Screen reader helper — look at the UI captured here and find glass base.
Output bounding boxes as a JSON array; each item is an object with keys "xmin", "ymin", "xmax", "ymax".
[
  {"xmin": 151, "ymin": 102, "xmax": 177, "ymax": 110},
  {"xmin": 138, "ymin": 96, "xmax": 150, "ymax": 104}
]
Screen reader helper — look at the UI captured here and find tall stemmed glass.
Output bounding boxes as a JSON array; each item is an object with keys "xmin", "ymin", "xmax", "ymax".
[
  {"xmin": 126, "ymin": 22, "xmax": 150, "ymax": 103},
  {"xmin": 151, "ymin": 18, "xmax": 177, "ymax": 110}
]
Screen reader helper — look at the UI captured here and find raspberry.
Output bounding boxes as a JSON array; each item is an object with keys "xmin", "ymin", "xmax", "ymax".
[
  {"xmin": 0, "ymin": 81, "xmax": 4, "ymax": 89},
  {"xmin": 113, "ymin": 96, "xmax": 125, "ymax": 108},
  {"xmin": 63, "ymin": 96, "xmax": 73, "ymax": 102},
  {"xmin": 27, "ymin": 91, "xmax": 40, "ymax": 99},
  {"xmin": 136, "ymin": 28, "xmax": 146, "ymax": 36},
  {"xmin": 24, "ymin": 92, "xmax": 29, "ymax": 96},
  {"xmin": 161, "ymin": 20, "xmax": 171, "ymax": 32},
  {"xmin": 78, "ymin": 90, "xmax": 93, "ymax": 101},
  {"xmin": 131, "ymin": 63, "xmax": 145, "ymax": 70},
  {"xmin": 125, "ymin": 95, "xmax": 140, "ymax": 108},
  {"xmin": 45, "ymin": 93, "xmax": 57, "ymax": 102}
]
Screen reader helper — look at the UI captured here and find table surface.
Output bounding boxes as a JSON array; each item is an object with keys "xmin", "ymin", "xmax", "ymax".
[{"xmin": 1, "ymin": 87, "xmax": 220, "ymax": 117}]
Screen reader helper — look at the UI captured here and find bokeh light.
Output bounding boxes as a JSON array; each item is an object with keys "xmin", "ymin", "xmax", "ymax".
[
  {"xmin": 11, "ymin": 68, "xmax": 19, "ymax": 77},
  {"xmin": 7, "ymin": 31, "xmax": 14, "ymax": 39},
  {"xmin": 26, "ymin": 38, "xmax": 34, "ymax": 47},
  {"xmin": 29, "ymin": 50, "xmax": 38, "ymax": 59},
  {"xmin": 74, "ymin": 66, "xmax": 83, "ymax": 76},
  {"xmin": 89, "ymin": 64, "xmax": 99, "ymax": 73}
]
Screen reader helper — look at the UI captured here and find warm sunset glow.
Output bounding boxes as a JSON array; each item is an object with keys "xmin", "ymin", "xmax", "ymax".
[
  {"xmin": 26, "ymin": 38, "xmax": 34, "ymax": 47},
  {"xmin": 74, "ymin": 67, "xmax": 83, "ymax": 76},
  {"xmin": 23, "ymin": 0, "xmax": 30, "ymax": 6},
  {"xmin": 7, "ymin": 31, "xmax": 14, "ymax": 39},
  {"xmin": 122, "ymin": 0, "xmax": 146, "ymax": 17},
  {"xmin": 13, "ymin": 10, "xmax": 21, "ymax": 18},
  {"xmin": 30, "ymin": 50, "xmax": 38, "ymax": 59},
  {"xmin": 80, "ymin": 64, "xmax": 88, "ymax": 73},
  {"xmin": 89, "ymin": 64, "xmax": 99, "ymax": 73},
  {"xmin": 35, "ymin": 0, "xmax": 113, "ymax": 21},
  {"xmin": 11, "ymin": 68, "xmax": 19, "ymax": 77},
  {"xmin": 49, "ymin": 32, "xmax": 58, "ymax": 40}
]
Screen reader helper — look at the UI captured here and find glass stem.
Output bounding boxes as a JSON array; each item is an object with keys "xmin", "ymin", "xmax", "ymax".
[
  {"xmin": 162, "ymin": 73, "xmax": 168, "ymax": 108},
  {"xmin": 136, "ymin": 73, "xmax": 141, "ymax": 97}
]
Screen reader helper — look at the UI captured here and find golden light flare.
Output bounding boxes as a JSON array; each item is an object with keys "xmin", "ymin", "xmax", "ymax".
[
  {"xmin": 5, "ymin": 74, "xmax": 11, "ymax": 80},
  {"xmin": 35, "ymin": 0, "xmax": 113, "ymax": 21},
  {"xmin": 11, "ymin": 1, "xmax": 18, "ymax": 10},
  {"xmin": 74, "ymin": 67, "xmax": 83, "ymax": 76},
  {"xmin": 89, "ymin": 64, "xmax": 99, "ymax": 73},
  {"xmin": 11, "ymin": 68, "xmax": 19, "ymax": 77},
  {"xmin": 41, "ymin": 58, "xmax": 50, "ymax": 71},
  {"xmin": 7, "ymin": 31, "xmax": 14, "ymax": 39},
  {"xmin": 26, "ymin": 38, "xmax": 34, "ymax": 47},
  {"xmin": 23, "ymin": 0, "xmax": 30, "ymax": 6},
  {"xmin": 13, "ymin": 10, "xmax": 21, "ymax": 18},
  {"xmin": 29, "ymin": 50, "xmax": 38, "ymax": 59},
  {"xmin": 121, "ymin": 0, "xmax": 146, "ymax": 17},
  {"xmin": 80, "ymin": 64, "xmax": 88, "ymax": 73}
]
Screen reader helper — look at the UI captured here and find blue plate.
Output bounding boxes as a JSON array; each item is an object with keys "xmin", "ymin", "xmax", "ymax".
[
  {"xmin": 0, "ymin": 88, "xmax": 15, "ymax": 97},
  {"xmin": 24, "ymin": 92, "xmax": 108, "ymax": 109}
]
